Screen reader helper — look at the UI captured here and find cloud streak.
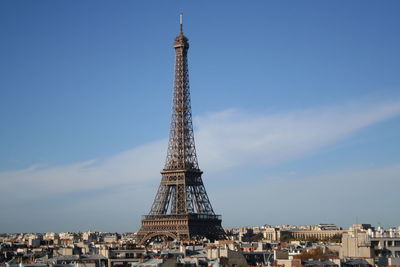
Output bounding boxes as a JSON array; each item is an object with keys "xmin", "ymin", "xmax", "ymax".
[
  {"xmin": 195, "ymin": 100, "xmax": 400, "ymax": 171},
  {"xmin": 1, "ymin": 99, "xmax": 400, "ymax": 231}
]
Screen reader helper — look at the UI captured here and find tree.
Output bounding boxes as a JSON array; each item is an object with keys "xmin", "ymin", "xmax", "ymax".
[
  {"xmin": 242, "ymin": 233, "xmax": 263, "ymax": 242},
  {"xmin": 293, "ymin": 248, "xmax": 338, "ymax": 261}
]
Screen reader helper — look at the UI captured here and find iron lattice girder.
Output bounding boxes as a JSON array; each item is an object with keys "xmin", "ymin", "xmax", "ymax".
[
  {"xmin": 137, "ymin": 25, "xmax": 225, "ymax": 245},
  {"xmin": 148, "ymin": 168, "xmax": 215, "ymax": 215},
  {"xmin": 165, "ymin": 33, "xmax": 198, "ymax": 171}
]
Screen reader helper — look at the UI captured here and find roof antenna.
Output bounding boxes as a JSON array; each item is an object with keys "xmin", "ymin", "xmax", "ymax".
[{"xmin": 180, "ymin": 13, "xmax": 183, "ymax": 33}]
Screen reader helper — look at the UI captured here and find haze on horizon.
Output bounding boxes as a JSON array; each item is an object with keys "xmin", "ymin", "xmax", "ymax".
[{"xmin": 1, "ymin": 0, "xmax": 400, "ymax": 233}]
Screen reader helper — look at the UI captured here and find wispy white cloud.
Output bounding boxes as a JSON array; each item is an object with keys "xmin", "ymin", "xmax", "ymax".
[
  {"xmin": 1, "ymin": 99, "xmax": 399, "ymax": 231},
  {"xmin": 2, "ymin": 100, "xmax": 400, "ymax": 198},
  {"xmin": 195, "ymin": 100, "xmax": 400, "ymax": 172},
  {"xmin": 0, "ymin": 140, "xmax": 166, "ymax": 200}
]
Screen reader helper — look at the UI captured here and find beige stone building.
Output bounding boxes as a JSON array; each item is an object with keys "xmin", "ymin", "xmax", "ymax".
[
  {"xmin": 263, "ymin": 227, "xmax": 281, "ymax": 241},
  {"xmin": 287, "ymin": 229, "xmax": 343, "ymax": 241}
]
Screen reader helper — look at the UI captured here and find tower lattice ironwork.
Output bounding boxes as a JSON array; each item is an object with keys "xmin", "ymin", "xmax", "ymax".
[{"xmin": 136, "ymin": 15, "xmax": 225, "ymax": 245}]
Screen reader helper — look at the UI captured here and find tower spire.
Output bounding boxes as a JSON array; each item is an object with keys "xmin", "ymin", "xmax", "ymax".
[
  {"xmin": 166, "ymin": 13, "xmax": 194, "ymax": 170},
  {"xmin": 180, "ymin": 13, "xmax": 183, "ymax": 33}
]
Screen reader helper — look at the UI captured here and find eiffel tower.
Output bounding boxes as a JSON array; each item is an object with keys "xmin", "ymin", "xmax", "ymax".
[{"xmin": 136, "ymin": 15, "xmax": 225, "ymax": 245}]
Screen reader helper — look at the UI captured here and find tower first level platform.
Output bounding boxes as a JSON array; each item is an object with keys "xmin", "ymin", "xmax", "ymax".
[{"xmin": 137, "ymin": 214, "xmax": 224, "ymax": 244}]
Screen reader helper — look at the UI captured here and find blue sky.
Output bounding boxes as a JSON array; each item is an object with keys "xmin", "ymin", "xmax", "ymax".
[{"xmin": 1, "ymin": 1, "xmax": 400, "ymax": 233}]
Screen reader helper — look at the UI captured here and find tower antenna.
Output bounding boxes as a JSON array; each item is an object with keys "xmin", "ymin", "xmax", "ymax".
[{"xmin": 180, "ymin": 13, "xmax": 183, "ymax": 33}]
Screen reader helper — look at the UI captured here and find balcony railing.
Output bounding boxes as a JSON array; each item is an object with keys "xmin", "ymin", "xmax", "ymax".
[{"xmin": 142, "ymin": 213, "xmax": 221, "ymax": 221}]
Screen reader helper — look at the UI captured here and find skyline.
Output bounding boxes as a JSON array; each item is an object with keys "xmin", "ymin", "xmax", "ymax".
[{"xmin": 1, "ymin": 1, "xmax": 400, "ymax": 233}]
